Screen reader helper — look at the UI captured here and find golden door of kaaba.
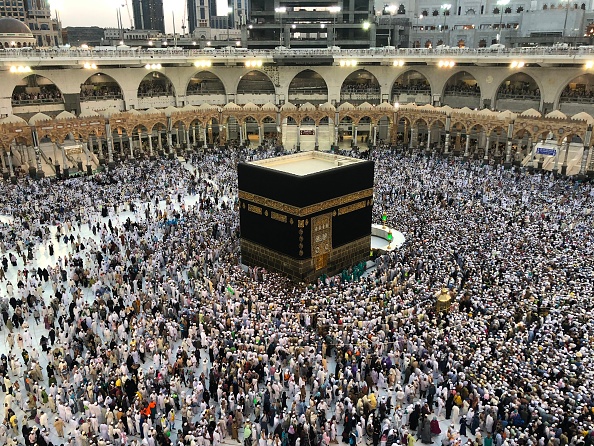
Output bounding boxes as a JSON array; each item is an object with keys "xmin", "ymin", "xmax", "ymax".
[{"xmin": 311, "ymin": 213, "xmax": 332, "ymax": 270}]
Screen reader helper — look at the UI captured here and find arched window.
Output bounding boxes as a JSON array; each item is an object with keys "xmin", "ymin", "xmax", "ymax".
[
  {"xmin": 493, "ymin": 7, "xmax": 500, "ymax": 14},
  {"xmin": 517, "ymin": 6, "xmax": 524, "ymax": 12},
  {"xmin": 543, "ymin": 4, "xmax": 548, "ymax": 9},
  {"xmin": 432, "ymin": 9, "xmax": 439, "ymax": 16},
  {"xmin": 504, "ymin": 6, "xmax": 512, "ymax": 12}
]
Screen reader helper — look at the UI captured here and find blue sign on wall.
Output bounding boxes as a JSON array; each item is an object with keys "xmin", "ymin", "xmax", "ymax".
[{"xmin": 535, "ymin": 147, "xmax": 557, "ymax": 156}]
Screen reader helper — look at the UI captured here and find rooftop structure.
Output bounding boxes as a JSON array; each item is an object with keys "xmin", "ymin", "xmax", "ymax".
[{"xmin": 251, "ymin": 151, "xmax": 364, "ymax": 176}]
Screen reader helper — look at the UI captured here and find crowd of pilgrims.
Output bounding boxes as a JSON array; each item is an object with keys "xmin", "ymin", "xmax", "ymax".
[{"xmin": 0, "ymin": 145, "xmax": 593, "ymax": 446}]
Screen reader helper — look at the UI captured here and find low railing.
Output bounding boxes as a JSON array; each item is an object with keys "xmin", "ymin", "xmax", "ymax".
[
  {"xmin": 12, "ymin": 98, "xmax": 63, "ymax": 105},
  {"xmin": 1, "ymin": 45, "xmax": 594, "ymax": 61},
  {"xmin": 137, "ymin": 92, "xmax": 173, "ymax": 98},
  {"xmin": 80, "ymin": 94, "xmax": 123, "ymax": 101},
  {"xmin": 394, "ymin": 88, "xmax": 432, "ymax": 95},
  {"xmin": 559, "ymin": 96, "xmax": 594, "ymax": 103},
  {"xmin": 187, "ymin": 89, "xmax": 226, "ymax": 95},
  {"xmin": 443, "ymin": 90, "xmax": 481, "ymax": 97},
  {"xmin": 497, "ymin": 93, "xmax": 540, "ymax": 100}
]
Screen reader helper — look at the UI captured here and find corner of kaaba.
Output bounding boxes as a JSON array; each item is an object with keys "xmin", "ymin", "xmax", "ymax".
[{"xmin": 238, "ymin": 152, "xmax": 374, "ymax": 282}]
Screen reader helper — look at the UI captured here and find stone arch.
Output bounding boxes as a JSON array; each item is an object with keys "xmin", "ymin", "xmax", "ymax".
[
  {"xmin": 392, "ymin": 70, "xmax": 431, "ymax": 104},
  {"xmin": 236, "ymin": 70, "xmax": 276, "ymax": 95},
  {"xmin": 442, "ymin": 71, "xmax": 481, "ymax": 108},
  {"xmin": 340, "ymin": 69, "xmax": 381, "ymax": 105},
  {"xmin": 12, "ymin": 74, "xmax": 63, "ymax": 107},
  {"xmin": 80, "ymin": 73, "xmax": 124, "ymax": 102},
  {"xmin": 300, "ymin": 115, "xmax": 316, "ymax": 125},
  {"xmin": 288, "ymin": 69, "xmax": 328, "ymax": 105},
  {"xmin": 450, "ymin": 121, "xmax": 468, "ymax": 132},
  {"xmin": 241, "ymin": 115, "xmax": 259, "ymax": 125},
  {"xmin": 495, "ymin": 72, "xmax": 542, "ymax": 112},
  {"xmin": 138, "ymin": 71, "xmax": 176, "ymax": 98},
  {"xmin": 150, "ymin": 121, "xmax": 168, "ymax": 133},
  {"xmin": 557, "ymin": 73, "xmax": 594, "ymax": 113},
  {"xmin": 186, "ymin": 71, "xmax": 226, "ymax": 96}
]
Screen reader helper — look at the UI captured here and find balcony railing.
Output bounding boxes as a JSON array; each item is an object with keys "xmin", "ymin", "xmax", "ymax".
[
  {"xmin": 12, "ymin": 98, "xmax": 63, "ymax": 105},
  {"xmin": 80, "ymin": 94, "xmax": 123, "ymax": 101},
  {"xmin": 560, "ymin": 95, "xmax": 594, "ymax": 103},
  {"xmin": 2, "ymin": 45, "xmax": 594, "ymax": 60},
  {"xmin": 497, "ymin": 93, "xmax": 540, "ymax": 100},
  {"xmin": 443, "ymin": 90, "xmax": 481, "ymax": 97}
]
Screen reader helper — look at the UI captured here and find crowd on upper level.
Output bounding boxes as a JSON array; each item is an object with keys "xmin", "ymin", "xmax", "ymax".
[{"xmin": 12, "ymin": 87, "xmax": 62, "ymax": 105}]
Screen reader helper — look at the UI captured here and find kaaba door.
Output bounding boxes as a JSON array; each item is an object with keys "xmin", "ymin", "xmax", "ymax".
[{"xmin": 311, "ymin": 213, "xmax": 332, "ymax": 271}]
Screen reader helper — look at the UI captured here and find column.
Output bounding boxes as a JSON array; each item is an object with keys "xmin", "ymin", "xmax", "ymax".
[
  {"xmin": 148, "ymin": 132, "xmax": 154, "ymax": 158},
  {"xmin": 60, "ymin": 143, "xmax": 68, "ymax": 176},
  {"xmin": 409, "ymin": 126, "xmax": 416, "ymax": 150},
  {"xmin": 314, "ymin": 125, "xmax": 319, "ymax": 150},
  {"xmin": 560, "ymin": 139, "xmax": 571, "ymax": 174},
  {"xmin": 239, "ymin": 124, "xmax": 244, "ymax": 146},
  {"xmin": 176, "ymin": 125, "xmax": 183, "ymax": 149},
  {"xmin": 258, "ymin": 124, "xmax": 264, "ymax": 146},
  {"xmin": 117, "ymin": 135, "xmax": 123, "ymax": 158},
  {"xmin": 135, "ymin": 130, "xmax": 142, "ymax": 158},
  {"xmin": 105, "ymin": 121, "xmax": 114, "ymax": 166},
  {"xmin": 504, "ymin": 121, "xmax": 515, "ymax": 166},
  {"xmin": 277, "ymin": 111, "xmax": 283, "ymax": 146},
  {"xmin": 192, "ymin": 125, "xmax": 197, "ymax": 147},
  {"xmin": 426, "ymin": 130, "xmax": 431, "ymax": 153},
  {"xmin": 553, "ymin": 141, "xmax": 562, "ymax": 172},
  {"xmin": 186, "ymin": 129, "xmax": 191, "ymax": 150},
  {"xmin": 353, "ymin": 125, "xmax": 358, "ymax": 147},
  {"xmin": 403, "ymin": 121, "xmax": 408, "ymax": 145},
  {"xmin": 531, "ymin": 140, "xmax": 538, "ymax": 169},
  {"xmin": 0, "ymin": 148, "xmax": 5, "ymax": 173},
  {"xmin": 158, "ymin": 130, "xmax": 163, "ymax": 152},
  {"xmin": 464, "ymin": 134, "xmax": 470, "ymax": 158},
  {"xmin": 373, "ymin": 125, "xmax": 378, "ymax": 146},
  {"xmin": 484, "ymin": 136, "xmax": 490, "ymax": 161},
  {"xmin": 84, "ymin": 142, "xmax": 91, "ymax": 174},
  {"xmin": 243, "ymin": 122, "xmax": 248, "ymax": 145},
  {"xmin": 7, "ymin": 146, "xmax": 14, "ymax": 179},
  {"xmin": 579, "ymin": 124, "xmax": 592, "ymax": 176},
  {"xmin": 167, "ymin": 131, "xmax": 173, "ymax": 153},
  {"xmin": 444, "ymin": 115, "xmax": 451, "ymax": 155},
  {"xmin": 296, "ymin": 123, "xmax": 301, "ymax": 150},
  {"xmin": 334, "ymin": 112, "xmax": 340, "ymax": 147},
  {"xmin": 203, "ymin": 126, "xmax": 208, "ymax": 148},
  {"xmin": 30, "ymin": 126, "xmax": 43, "ymax": 178},
  {"xmin": 88, "ymin": 135, "xmax": 95, "ymax": 157}
]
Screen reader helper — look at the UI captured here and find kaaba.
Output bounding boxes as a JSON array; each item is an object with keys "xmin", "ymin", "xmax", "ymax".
[{"xmin": 238, "ymin": 152, "xmax": 374, "ymax": 282}]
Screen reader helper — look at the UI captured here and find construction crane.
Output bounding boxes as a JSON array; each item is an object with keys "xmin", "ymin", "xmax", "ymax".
[{"xmin": 122, "ymin": 0, "xmax": 134, "ymax": 29}]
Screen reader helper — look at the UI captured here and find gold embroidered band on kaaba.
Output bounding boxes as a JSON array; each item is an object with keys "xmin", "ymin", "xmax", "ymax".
[{"xmin": 238, "ymin": 188, "xmax": 373, "ymax": 218}]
